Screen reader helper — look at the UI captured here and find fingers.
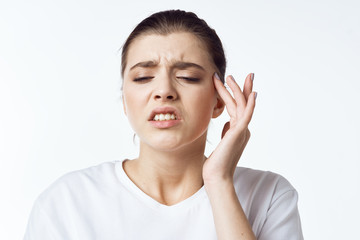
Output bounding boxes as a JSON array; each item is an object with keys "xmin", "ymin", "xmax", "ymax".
[
  {"xmin": 243, "ymin": 91, "xmax": 257, "ymax": 124},
  {"xmin": 243, "ymin": 73, "xmax": 254, "ymax": 102},
  {"xmin": 213, "ymin": 73, "xmax": 257, "ymax": 124},
  {"xmin": 226, "ymin": 75, "xmax": 246, "ymax": 109},
  {"xmin": 213, "ymin": 74, "xmax": 236, "ymax": 116}
]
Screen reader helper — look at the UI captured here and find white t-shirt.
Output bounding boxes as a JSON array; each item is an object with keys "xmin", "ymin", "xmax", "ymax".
[{"xmin": 24, "ymin": 160, "xmax": 303, "ymax": 240}]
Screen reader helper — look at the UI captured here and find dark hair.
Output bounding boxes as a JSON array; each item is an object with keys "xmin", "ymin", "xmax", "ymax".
[{"xmin": 121, "ymin": 10, "xmax": 226, "ymax": 83}]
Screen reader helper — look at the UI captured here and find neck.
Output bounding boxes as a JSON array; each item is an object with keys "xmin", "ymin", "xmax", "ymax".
[{"xmin": 123, "ymin": 133, "xmax": 207, "ymax": 205}]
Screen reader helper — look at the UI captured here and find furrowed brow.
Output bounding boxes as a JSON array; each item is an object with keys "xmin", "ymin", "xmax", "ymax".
[
  {"xmin": 130, "ymin": 61, "xmax": 158, "ymax": 70},
  {"xmin": 129, "ymin": 61, "xmax": 205, "ymax": 72}
]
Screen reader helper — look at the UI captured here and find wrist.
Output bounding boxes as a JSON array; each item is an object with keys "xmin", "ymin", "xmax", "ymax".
[{"xmin": 204, "ymin": 178, "xmax": 235, "ymax": 197}]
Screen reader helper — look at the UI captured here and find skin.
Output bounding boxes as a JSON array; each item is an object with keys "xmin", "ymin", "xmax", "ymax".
[{"xmin": 122, "ymin": 32, "xmax": 257, "ymax": 239}]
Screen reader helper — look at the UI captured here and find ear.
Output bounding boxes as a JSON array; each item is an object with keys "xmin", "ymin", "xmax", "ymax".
[
  {"xmin": 212, "ymin": 93, "xmax": 225, "ymax": 118},
  {"xmin": 122, "ymin": 94, "xmax": 127, "ymax": 115}
]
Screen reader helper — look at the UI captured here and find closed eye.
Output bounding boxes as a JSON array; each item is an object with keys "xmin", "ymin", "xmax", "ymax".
[
  {"xmin": 177, "ymin": 77, "xmax": 200, "ymax": 82},
  {"xmin": 133, "ymin": 76, "xmax": 154, "ymax": 82}
]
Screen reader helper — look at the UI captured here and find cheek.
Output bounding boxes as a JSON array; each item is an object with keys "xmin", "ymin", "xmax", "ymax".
[
  {"xmin": 187, "ymin": 88, "xmax": 216, "ymax": 120},
  {"xmin": 123, "ymin": 91, "xmax": 141, "ymax": 121},
  {"xmin": 123, "ymin": 100, "xmax": 144, "ymax": 135}
]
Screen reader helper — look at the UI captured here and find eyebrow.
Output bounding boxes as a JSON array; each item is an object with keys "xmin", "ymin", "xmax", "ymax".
[
  {"xmin": 129, "ymin": 61, "xmax": 205, "ymax": 71},
  {"xmin": 130, "ymin": 61, "xmax": 158, "ymax": 70},
  {"xmin": 172, "ymin": 61, "xmax": 205, "ymax": 71}
]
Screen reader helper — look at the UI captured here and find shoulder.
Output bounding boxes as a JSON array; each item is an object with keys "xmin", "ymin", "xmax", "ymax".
[
  {"xmin": 232, "ymin": 167, "xmax": 298, "ymax": 219},
  {"xmin": 233, "ymin": 166, "xmax": 296, "ymax": 199},
  {"xmin": 48, "ymin": 160, "xmax": 119, "ymax": 188},
  {"xmin": 36, "ymin": 161, "xmax": 121, "ymax": 205},
  {"xmin": 25, "ymin": 161, "xmax": 124, "ymax": 238},
  {"xmin": 233, "ymin": 167, "xmax": 303, "ymax": 238}
]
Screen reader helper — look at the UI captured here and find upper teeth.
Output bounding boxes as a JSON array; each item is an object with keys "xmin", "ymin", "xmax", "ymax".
[{"xmin": 153, "ymin": 113, "xmax": 176, "ymax": 121}]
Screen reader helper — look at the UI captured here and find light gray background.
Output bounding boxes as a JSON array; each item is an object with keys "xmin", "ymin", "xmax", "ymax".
[{"xmin": 1, "ymin": 0, "xmax": 359, "ymax": 239}]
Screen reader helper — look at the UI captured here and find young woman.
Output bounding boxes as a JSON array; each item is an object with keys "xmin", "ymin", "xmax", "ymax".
[{"xmin": 24, "ymin": 10, "xmax": 303, "ymax": 240}]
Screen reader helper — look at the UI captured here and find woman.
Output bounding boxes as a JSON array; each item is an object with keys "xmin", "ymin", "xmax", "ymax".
[{"xmin": 24, "ymin": 10, "xmax": 303, "ymax": 240}]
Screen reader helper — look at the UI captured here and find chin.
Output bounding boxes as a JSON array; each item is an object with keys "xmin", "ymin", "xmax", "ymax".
[
  {"xmin": 147, "ymin": 141, "xmax": 184, "ymax": 152},
  {"xmin": 143, "ymin": 133, "xmax": 207, "ymax": 153}
]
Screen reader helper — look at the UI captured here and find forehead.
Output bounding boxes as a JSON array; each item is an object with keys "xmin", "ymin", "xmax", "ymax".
[{"xmin": 124, "ymin": 32, "xmax": 214, "ymax": 72}]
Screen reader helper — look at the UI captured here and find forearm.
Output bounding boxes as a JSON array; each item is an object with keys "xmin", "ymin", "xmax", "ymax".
[{"xmin": 205, "ymin": 180, "xmax": 256, "ymax": 240}]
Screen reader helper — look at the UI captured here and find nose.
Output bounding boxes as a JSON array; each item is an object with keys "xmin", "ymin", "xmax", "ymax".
[{"xmin": 153, "ymin": 76, "xmax": 178, "ymax": 101}]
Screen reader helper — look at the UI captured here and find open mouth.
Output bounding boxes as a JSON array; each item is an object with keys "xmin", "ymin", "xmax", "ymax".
[
  {"xmin": 149, "ymin": 107, "xmax": 181, "ymax": 122},
  {"xmin": 153, "ymin": 113, "xmax": 177, "ymax": 121},
  {"xmin": 148, "ymin": 107, "xmax": 181, "ymax": 129}
]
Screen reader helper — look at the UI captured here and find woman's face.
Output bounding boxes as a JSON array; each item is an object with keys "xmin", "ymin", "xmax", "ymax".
[{"xmin": 122, "ymin": 32, "xmax": 224, "ymax": 151}]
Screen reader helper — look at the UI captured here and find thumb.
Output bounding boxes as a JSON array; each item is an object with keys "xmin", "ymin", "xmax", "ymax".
[{"xmin": 221, "ymin": 121, "xmax": 231, "ymax": 139}]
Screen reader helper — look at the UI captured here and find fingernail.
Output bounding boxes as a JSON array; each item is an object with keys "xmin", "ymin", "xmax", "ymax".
[
  {"xmin": 254, "ymin": 92, "xmax": 258, "ymax": 99},
  {"xmin": 251, "ymin": 73, "xmax": 255, "ymax": 81},
  {"xmin": 214, "ymin": 72, "xmax": 221, "ymax": 81},
  {"xmin": 229, "ymin": 75, "xmax": 235, "ymax": 81}
]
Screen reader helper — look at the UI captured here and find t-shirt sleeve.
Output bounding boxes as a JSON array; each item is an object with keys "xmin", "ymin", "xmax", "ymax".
[
  {"xmin": 23, "ymin": 201, "xmax": 60, "ymax": 240},
  {"xmin": 257, "ymin": 189, "xmax": 304, "ymax": 240}
]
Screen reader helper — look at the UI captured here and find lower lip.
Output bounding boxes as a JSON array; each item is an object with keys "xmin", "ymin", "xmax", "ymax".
[{"xmin": 149, "ymin": 120, "xmax": 181, "ymax": 128}]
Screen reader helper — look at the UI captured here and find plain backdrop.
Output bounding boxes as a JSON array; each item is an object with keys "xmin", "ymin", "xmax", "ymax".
[{"xmin": 1, "ymin": 0, "xmax": 359, "ymax": 239}]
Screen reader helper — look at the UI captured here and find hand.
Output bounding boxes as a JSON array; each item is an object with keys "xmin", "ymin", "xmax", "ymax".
[{"xmin": 203, "ymin": 73, "xmax": 257, "ymax": 185}]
